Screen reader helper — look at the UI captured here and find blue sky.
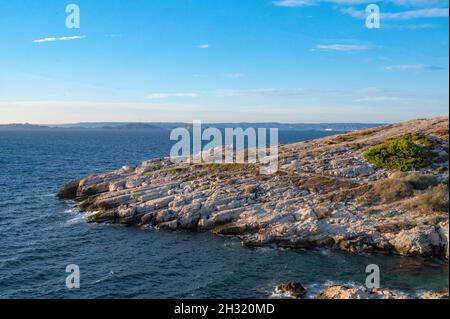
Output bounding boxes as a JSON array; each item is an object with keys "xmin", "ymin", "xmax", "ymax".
[{"xmin": 0, "ymin": 0, "xmax": 448, "ymax": 123}]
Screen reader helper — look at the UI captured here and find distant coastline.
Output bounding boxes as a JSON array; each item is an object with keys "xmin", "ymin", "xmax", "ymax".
[{"xmin": 0, "ymin": 122, "xmax": 384, "ymax": 132}]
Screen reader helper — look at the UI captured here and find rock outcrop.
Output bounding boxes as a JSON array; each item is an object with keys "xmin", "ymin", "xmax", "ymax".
[
  {"xmin": 59, "ymin": 117, "xmax": 450, "ymax": 260},
  {"xmin": 314, "ymin": 285, "xmax": 407, "ymax": 299},
  {"xmin": 274, "ymin": 282, "xmax": 307, "ymax": 299},
  {"xmin": 274, "ymin": 283, "xmax": 448, "ymax": 299}
]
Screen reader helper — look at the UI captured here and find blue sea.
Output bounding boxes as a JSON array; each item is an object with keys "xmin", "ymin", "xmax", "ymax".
[{"xmin": 0, "ymin": 129, "xmax": 448, "ymax": 298}]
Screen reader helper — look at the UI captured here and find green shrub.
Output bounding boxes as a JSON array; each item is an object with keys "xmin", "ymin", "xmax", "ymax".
[
  {"xmin": 362, "ymin": 138, "xmax": 430, "ymax": 171},
  {"xmin": 406, "ymin": 133, "xmax": 436, "ymax": 147},
  {"xmin": 333, "ymin": 136, "xmax": 356, "ymax": 143},
  {"xmin": 350, "ymin": 143, "xmax": 363, "ymax": 151}
]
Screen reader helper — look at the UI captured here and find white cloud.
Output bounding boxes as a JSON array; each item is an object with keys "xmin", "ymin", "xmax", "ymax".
[
  {"xmin": 34, "ymin": 35, "xmax": 86, "ymax": 43},
  {"xmin": 385, "ymin": 64, "xmax": 444, "ymax": 70},
  {"xmin": 382, "ymin": 23, "xmax": 437, "ymax": 29},
  {"xmin": 273, "ymin": 0, "xmax": 381, "ymax": 7},
  {"xmin": 316, "ymin": 43, "xmax": 370, "ymax": 51},
  {"xmin": 146, "ymin": 93, "xmax": 199, "ymax": 99},
  {"xmin": 275, "ymin": 0, "xmax": 449, "ymax": 6},
  {"xmin": 275, "ymin": 0, "xmax": 449, "ymax": 21},
  {"xmin": 273, "ymin": 0, "xmax": 316, "ymax": 7},
  {"xmin": 354, "ymin": 96, "xmax": 405, "ymax": 102},
  {"xmin": 342, "ymin": 7, "xmax": 449, "ymax": 20},
  {"xmin": 218, "ymin": 88, "xmax": 306, "ymax": 97},
  {"xmin": 390, "ymin": 1, "xmax": 449, "ymax": 7},
  {"xmin": 197, "ymin": 44, "xmax": 210, "ymax": 49}
]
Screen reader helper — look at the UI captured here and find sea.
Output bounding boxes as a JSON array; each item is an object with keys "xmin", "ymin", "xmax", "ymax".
[{"xmin": 0, "ymin": 128, "xmax": 448, "ymax": 298}]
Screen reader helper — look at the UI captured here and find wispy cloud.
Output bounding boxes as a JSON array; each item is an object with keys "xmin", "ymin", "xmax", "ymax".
[
  {"xmin": 385, "ymin": 64, "xmax": 444, "ymax": 71},
  {"xmin": 275, "ymin": 0, "xmax": 449, "ymax": 7},
  {"xmin": 342, "ymin": 7, "xmax": 449, "ymax": 20},
  {"xmin": 382, "ymin": 23, "xmax": 437, "ymax": 30},
  {"xmin": 33, "ymin": 35, "xmax": 86, "ymax": 43},
  {"xmin": 274, "ymin": 0, "xmax": 449, "ymax": 21},
  {"xmin": 273, "ymin": 0, "xmax": 316, "ymax": 7},
  {"xmin": 316, "ymin": 43, "xmax": 370, "ymax": 51},
  {"xmin": 352, "ymin": 87, "xmax": 407, "ymax": 102},
  {"xmin": 354, "ymin": 96, "xmax": 405, "ymax": 102},
  {"xmin": 218, "ymin": 88, "xmax": 306, "ymax": 97},
  {"xmin": 146, "ymin": 93, "xmax": 199, "ymax": 99},
  {"xmin": 197, "ymin": 44, "xmax": 210, "ymax": 49}
]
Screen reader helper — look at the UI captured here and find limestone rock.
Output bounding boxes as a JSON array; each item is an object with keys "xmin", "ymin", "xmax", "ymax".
[{"xmin": 275, "ymin": 282, "xmax": 307, "ymax": 299}]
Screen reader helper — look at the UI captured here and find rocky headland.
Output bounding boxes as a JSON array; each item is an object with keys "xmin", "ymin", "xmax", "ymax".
[{"xmin": 59, "ymin": 117, "xmax": 449, "ymax": 260}]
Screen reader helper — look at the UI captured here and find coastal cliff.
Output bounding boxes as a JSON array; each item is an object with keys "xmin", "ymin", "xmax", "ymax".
[{"xmin": 59, "ymin": 117, "xmax": 449, "ymax": 260}]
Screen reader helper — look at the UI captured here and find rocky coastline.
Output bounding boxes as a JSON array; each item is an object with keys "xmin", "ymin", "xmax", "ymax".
[
  {"xmin": 59, "ymin": 117, "xmax": 449, "ymax": 261},
  {"xmin": 274, "ymin": 282, "xmax": 449, "ymax": 299}
]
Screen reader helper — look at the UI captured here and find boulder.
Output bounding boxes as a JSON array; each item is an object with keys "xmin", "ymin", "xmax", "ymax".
[
  {"xmin": 420, "ymin": 289, "xmax": 449, "ymax": 299},
  {"xmin": 275, "ymin": 282, "xmax": 307, "ymax": 299},
  {"xmin": 57, "ymin": 179, "xmax": 80, "ymax": 199},
  {"xmin": 315, "ymin": 285, "xmax": 369, "ymax": 299}
]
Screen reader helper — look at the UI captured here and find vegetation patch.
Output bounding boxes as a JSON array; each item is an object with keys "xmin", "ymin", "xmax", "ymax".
[
  {"xmin": 350, "ymin": 143, "xmax": 363, "ymax": 151},
  {"xmin": 333, "ymin": 136, "xmax": 356, "ymax": 143},
  {"xmin": 410, "ymin": 183, "xmax": 449, "ymax": 214},
  {"xmin": 430, "ymin": 128, "xmax": 449, "ymax": 141},
  {"xmin": 362, "ymin": 138, "xmax": 431, "ymax": 171},
  {"xmin": 390, "ymin": 172, "xmax": 439, "ymax": 190},
  {"xmin": 405, "ymin": 133, "xmax": 437, "ymax": 147},
  {"xmin": 363, "ymin": 173, "xmax": 439, "ymax": 205},
  {"xmin": 372, "ymin": 178, "xmax": 414, "ymax": 203},
  {"xmin": 244, "ymin": 185, "xmax": 259, "ymax": 195}
]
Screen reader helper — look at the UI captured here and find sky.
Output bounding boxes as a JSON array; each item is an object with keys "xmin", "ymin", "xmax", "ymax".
[{"xmin": 0, "ymin": 0, "xmax": 449, "ymax": 124}]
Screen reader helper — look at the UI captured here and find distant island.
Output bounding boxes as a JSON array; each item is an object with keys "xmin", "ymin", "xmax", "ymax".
[{"xmin": 0, "ymin": 122, "xmax": 384, "ymax": 132}]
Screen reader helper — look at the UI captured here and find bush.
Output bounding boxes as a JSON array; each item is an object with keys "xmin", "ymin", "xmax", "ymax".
[
  {"xmin": 362, "ymin": 138, "xmax": 430, "ymax": 171},
  {"xmin": 350, "ymin": 143, "xmax": 363, "ymax": 151},
  {"xmin": 390, "ymin": 172, "xmax": 438, "ymax": 190},
  {"xmin": 406, "ymin": 133, "xmax": 436, "ymax": 147},
  {"xmin": 244, "ymin": 185, "xmax": 258, "ymax": 195},
  {"xmin": 366, "ymin": 173, "xmax": 439, "ymax": 204},
  {"xmin": 372, "ymin": 178, "xmax": 414, "ymax": 203},
  {"xmin": 411, "ymin": 184, "xmax": 449, "ymax": 214}
]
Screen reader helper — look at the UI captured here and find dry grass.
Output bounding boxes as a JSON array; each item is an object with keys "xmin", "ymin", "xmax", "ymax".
[
  {"xmin": 372, "ymin": 178, "xmax": 414, "ymax": 203},
  {"xmin": 410, "ymin": 184, "xmax": 449, "ymax": 214},
  {"xmin": 363, "ymin": 173, "xmax": 439, "ymax": 205},
  {"xmin": 390, "ymin": 172, "xmax": 438, "ymax": 190},
  {"xmin": 244, "ymin": 185, "xmax": 259, "ymax": 195},
  {"xmin": 430, "ymin": 128, "xmax": 449, "ymax": 141},
  {"xmin": 295, "ymin": 175, "xmax": 358, "ymax": 195}
]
